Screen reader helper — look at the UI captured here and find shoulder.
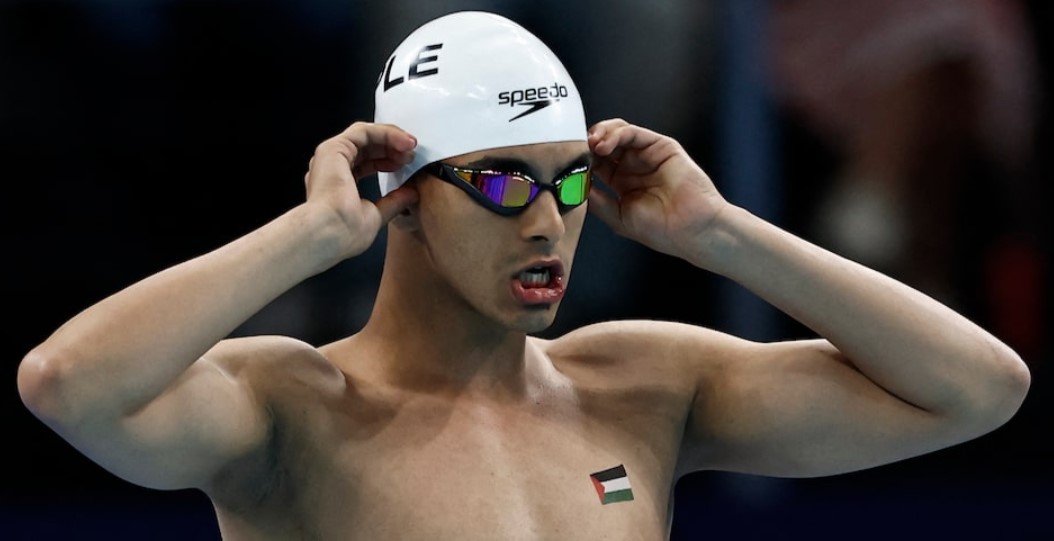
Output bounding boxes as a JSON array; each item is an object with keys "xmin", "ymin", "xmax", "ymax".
[
  {"xmin": 538, "ymin": 319, "xmax": 758, "ymax": 387},
  {"xmin": 544, "ymin": 319, "xmax": 753, "ymax": 363},
  {"xmin": 204, "ymin": 335, "xmax": 346, "ymax": 397}
]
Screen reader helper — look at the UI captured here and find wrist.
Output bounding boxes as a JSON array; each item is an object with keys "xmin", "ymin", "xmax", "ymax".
[
  {"xmin": 287, "ymin": 203, "xmax": 360, "ymax": 272},
  {"xmin": 687, "ymin": 204, "xmax": 756, "ymax": 276}
]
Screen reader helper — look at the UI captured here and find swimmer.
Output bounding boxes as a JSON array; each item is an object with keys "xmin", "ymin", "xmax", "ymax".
[{"xmin": 18, "ymin": 11, "xmax": 1030, "ymax": 540}]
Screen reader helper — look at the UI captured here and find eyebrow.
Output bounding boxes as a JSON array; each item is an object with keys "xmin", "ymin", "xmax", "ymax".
[{"xmin": 463, "ymin": 151, "xmax": 591, "ymax": 181}]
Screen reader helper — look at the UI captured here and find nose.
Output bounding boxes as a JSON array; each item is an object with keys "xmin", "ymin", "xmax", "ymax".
[{"xmin": 519, "ymin": 190, "xmax": 565, "ymax": 243}]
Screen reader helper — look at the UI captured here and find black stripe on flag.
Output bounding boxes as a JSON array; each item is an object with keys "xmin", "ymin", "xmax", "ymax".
[{"xmin": 590, "ymin": 464, "xmax": 627, "ymax": 482}]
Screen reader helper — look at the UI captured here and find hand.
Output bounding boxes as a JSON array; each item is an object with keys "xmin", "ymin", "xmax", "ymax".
[
  {"xmin": 587, "ymin": 119, "xmax": 728, "ymax": 262},
  {"xmin": 304, "ymin": 121, "xmax": 419, "ymax": 257}
]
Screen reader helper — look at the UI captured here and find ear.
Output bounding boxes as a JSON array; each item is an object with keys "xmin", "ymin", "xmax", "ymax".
[{"xmin": 390, "ymin": 201, "xmax": 421, "ymax": 232}]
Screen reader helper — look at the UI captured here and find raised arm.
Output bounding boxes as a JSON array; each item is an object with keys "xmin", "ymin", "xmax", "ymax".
[
  {"xmin": 585, "ymin": 119, "xmax": 1030, "ymax": 478},
  {"xmin": 17, "ymin": 122, "xmax": 418, "ymax": 490}
]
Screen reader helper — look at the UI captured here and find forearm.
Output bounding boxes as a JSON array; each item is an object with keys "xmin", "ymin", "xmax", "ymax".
[
  {"xmin": 695, "ymin": 204, "xmax": 1028, "ymax": 417},
  {"xmin": 20, "ymin": 202, "xmax": 349, "ymax": 419}
]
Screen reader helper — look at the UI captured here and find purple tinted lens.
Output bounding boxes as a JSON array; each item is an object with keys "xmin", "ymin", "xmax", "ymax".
[{"xmin": 477, "ymin": 174, "xmax": 537, "ymax": 207}]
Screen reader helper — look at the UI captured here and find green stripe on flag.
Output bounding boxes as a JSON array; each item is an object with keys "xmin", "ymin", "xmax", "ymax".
[{"xmin": 603, "ymin": 488, "xmax": 634, "ymax": 504}]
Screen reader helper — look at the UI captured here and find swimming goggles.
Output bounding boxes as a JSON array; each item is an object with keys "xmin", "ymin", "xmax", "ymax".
[{"xmin": 423, "ymin": 162, "xmax": 591, "ymax": 216}]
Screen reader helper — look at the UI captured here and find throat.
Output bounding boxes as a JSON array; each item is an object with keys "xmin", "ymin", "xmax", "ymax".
[{"xmin": 357, "ymin": 319, "xmax": 533, "ymax": 394}]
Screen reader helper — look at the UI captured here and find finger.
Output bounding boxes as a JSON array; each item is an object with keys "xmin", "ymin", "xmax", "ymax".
[
  {"xmin": 339, "ymin": 122, "xmax": 418, "ymax": 169},
  {"xmin": 310, "ymin": 123, "xmax": 417, "ymax": 184},
  {"xmin": 339, "ymin": 121, "xmax": 418, "ymax": 151},
  {"xmin": 594, "ymin": 128, "xmax": 680, "ymax": 185},
  {"xmin": 591, "ymin": 127, "xmax": 633, "ymax": 164},
  {"xmin": 352, "ymin": 149, "xmax": 416, "ymax": 179},
  {"xmin": 588, "ymin": 119, "xmax": 623, "ymax": 157},
  {"xmin": 594, "ymin": 124, "xmax": 663, "ymax": 159},
  {"xmin": 374, "ymin": 183, "xmax": 420, "ymax": 223},
  {"xmin": 592, "ymin": 150, "xmax": 650, "ymax": 195},
  {"xmin": 351, "ymin": 133, "xmax": 415, "ymax": 166},
  {"xmin": 309, "ymin": 147, "xmax": 357, "ymax": 189},
  {"xmin": 591, "ymin": 155, "xmax": 619, "ymax": 191},
  {"xmin": 587, "ymin": 118, "xmax": 630, "ymax": 141},
  {"xmin": 316, "ymin": 122, "xmax": 416, "ymax": 181},
  {"xmin": 586, "ymin": 185, "xmax": 625, "ymax": 235}
]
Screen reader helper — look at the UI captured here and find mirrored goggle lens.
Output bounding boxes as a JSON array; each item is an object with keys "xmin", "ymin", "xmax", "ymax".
[
  {"xmin": 453, "ymin": 170, "xmax": 536, "ymax": 207},
  {"xmin": 556, "ymin": 170, "xmax": 589, "ymax": 206},
  {"xmin": 479, "ymin": 174, "xmax": 537, "ymax": 207}
]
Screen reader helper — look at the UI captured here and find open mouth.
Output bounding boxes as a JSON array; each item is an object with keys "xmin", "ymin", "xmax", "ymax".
[
  {"xmin": 518, "ymin": 266, "xmax": 556, "ymax": 288},
  {"xmin": 511, "ymin": 261, "xmax": 566, "ymax": 305},
  {"xmin": 514, "ymin": 260, "xmax": 564, "ymax": 287}
]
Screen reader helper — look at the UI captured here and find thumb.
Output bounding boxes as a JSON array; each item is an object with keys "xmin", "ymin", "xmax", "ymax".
[
  {"xmin": 587, "ymin": 188, "xmax": 625, "ymax": 235},
  {"xmin": 374, "ymin": 184, "xmax": 420, "ymax": 224}
]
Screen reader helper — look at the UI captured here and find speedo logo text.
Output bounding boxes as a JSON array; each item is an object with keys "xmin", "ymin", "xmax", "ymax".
[{"xmin": 498, "ymin": 83, "xmax": 569, "ymax": 122}]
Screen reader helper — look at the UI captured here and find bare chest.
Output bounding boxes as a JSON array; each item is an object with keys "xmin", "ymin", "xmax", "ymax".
[{"xmin": 235, "ymin": 391, "xmax": 686, "ymax": 541}]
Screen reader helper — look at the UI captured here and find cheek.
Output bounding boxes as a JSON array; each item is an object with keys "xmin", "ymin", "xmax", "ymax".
[
  {"xmin": 420, "ymin": 201, "xmax": 507, "ymax": 277},
  {"xmin": 565, "ymin": 205, "xmax": 588, "ymax": 236},
  {"xmin": 449, "ymin": 220, "xmax": 511, "ymax": 269},
  {"xmin": 559, "ymin": 205, "xmax": 588, "ymax": 249}
]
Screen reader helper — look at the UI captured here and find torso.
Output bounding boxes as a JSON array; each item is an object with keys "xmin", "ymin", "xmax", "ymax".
[{"xmin": 208, "ymin": 328, "xmax": 696, "ymax": 541}]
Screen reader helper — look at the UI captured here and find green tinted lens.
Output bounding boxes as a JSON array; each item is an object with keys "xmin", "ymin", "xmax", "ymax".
[{"xmin": 557, "ymin": 171, "xmax": 589, "ymax": 205}]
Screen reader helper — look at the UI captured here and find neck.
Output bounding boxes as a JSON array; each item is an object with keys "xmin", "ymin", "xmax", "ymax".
[{"xmin": 356, "ymin": 231, "xmax": 536, "ymax": 399}]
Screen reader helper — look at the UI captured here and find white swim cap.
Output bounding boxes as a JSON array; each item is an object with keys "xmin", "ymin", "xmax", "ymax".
[{"xmin": 374, "ymin": 11, "xmax": 588, "ymax": 196}]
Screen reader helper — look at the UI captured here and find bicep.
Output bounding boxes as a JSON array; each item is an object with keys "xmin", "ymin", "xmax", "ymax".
[
  {"xmin": 69, "ymin": 344, "xmax": 273, "ymax": 491},
  {"xmin": 679, "ymin": 338, "xmax": 954, "ymax": 478}
]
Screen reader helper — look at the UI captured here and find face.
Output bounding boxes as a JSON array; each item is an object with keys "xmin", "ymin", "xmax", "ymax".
[{"xmin": 413, "ymin": 140, "xmax": 591, "ymax": 333}]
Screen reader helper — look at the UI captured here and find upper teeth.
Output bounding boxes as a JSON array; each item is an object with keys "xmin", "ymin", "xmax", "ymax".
[{"xmin": 521, "ymin": 267, "xmax": 550, "ymax": 286}]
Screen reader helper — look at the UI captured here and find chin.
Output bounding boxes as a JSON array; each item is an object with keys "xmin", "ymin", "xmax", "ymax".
[{"xmin": 508, "ymin": 305, "xmax": 560, "ymax": 334}]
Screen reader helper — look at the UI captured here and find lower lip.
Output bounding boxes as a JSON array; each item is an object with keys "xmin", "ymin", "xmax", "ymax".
[{"xmin": 511, "ymin": 275, "xmax": 566, "ymax": 305}]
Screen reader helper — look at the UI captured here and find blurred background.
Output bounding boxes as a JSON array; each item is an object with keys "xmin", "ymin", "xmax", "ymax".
[{"xmin": 2, "ymin": 0, "xmax": 1051, "ymax": 539}]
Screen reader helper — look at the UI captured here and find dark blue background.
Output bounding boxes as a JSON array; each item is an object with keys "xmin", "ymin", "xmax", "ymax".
[{"xmin": 4, "ymin": 1, "xmax": 1052, "ymax": 539}]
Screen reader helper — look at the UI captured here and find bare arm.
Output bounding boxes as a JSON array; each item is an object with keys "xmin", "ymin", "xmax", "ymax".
[
  {"xmin": 586, "ymin": 119, "xmax": 1030, "ymax": 478},
  {"xmin": 17, "ymin": 122, "xmax": 419, "ymax": 489}
]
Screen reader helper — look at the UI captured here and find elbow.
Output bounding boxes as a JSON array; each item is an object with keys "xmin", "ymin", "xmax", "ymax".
[
  {"xmin": 970, "ymin": 340, "xmax": 1031, "ymax": 432},
  {"xmin": 18, "ymin": 345, "xmax": 78, "ymax": 426},
  {"xmin": 995, "ymin": 344, "xmax": 1031, "ymax": 417}
]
